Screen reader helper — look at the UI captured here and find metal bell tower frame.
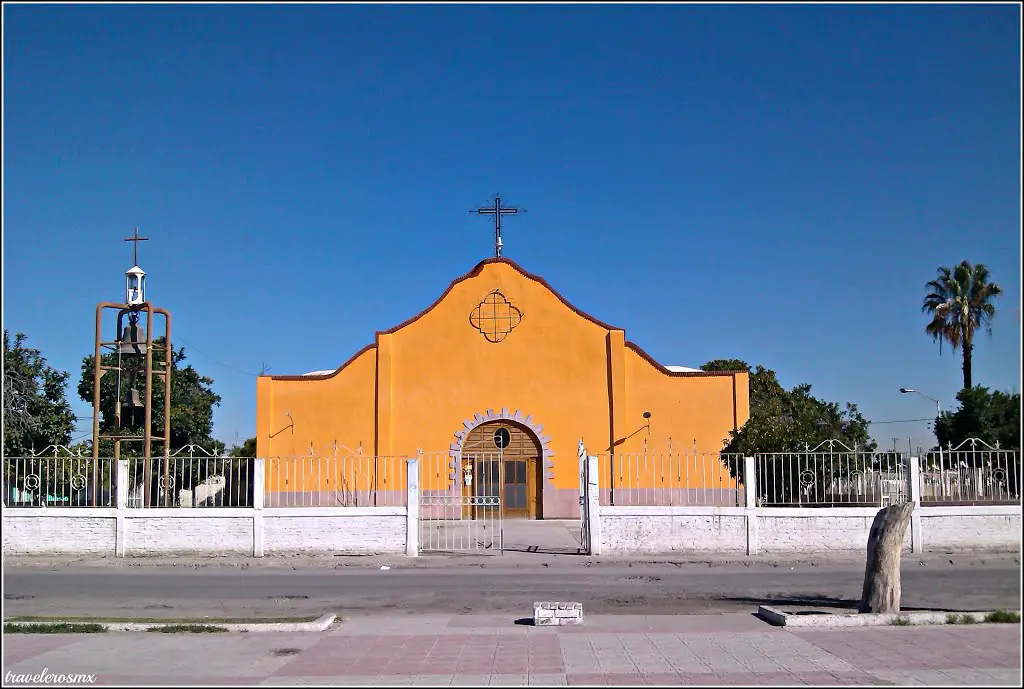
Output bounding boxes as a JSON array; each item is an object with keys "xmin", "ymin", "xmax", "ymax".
[{"xmin": 90, "ymin": 229, "xmax": 172, "ymax": 507}]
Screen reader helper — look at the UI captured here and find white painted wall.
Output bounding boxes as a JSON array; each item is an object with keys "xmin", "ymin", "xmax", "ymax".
[
  {"xmin": 1, "ymin": 510, "xmax": 116, "ymax": 554},
  {"xmin": 263, "ymin": 508, "xmax": 406, "ymax": 555},
  {"xmin": 596, "ymin": 505, "xmax": 1020, "ymax": 555},
  {"xmin": 756, "ymin": 507, "xmax": 912, "ymax": 554},
  {"xmin": 920, "ymin": 506, "xmax": 1022, "ymax": 552},
  {"xmin": 2, "ymin": 507, "xmax": 408, "ymax": 556},
  {"xmin": 600, "ymin": 506, "xmax": 747, "ymax": 554},
  {"xmin": 3, "ymin": 504, "xmax": 1019, "ymax": 558},
  {"xmin": 127, "ymin": 510, "xmax": 255, "ymax": 555}
]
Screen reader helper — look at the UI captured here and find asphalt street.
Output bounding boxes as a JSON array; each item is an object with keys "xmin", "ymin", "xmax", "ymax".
[{"xmin": 3, "ymin": 553, "xmax": 1020, "ymax": 620}]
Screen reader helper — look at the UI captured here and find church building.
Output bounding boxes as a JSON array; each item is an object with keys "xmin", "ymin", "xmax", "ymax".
[{"xmin": 255, "ymin": 256, "xmax": 749, "ymax": 520}]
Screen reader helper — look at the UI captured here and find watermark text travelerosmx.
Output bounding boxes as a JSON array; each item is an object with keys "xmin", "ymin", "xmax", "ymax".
[{"xmin": 4, "ymin": 669, "xmax": 97, "ymax": 685}]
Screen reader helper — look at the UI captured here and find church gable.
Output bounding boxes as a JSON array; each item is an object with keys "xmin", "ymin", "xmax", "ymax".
[{"xmin": 380, "ymin": 257, "xmax": 617, "ymax": 344}]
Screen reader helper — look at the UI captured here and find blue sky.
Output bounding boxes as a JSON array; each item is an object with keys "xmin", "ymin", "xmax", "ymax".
[{"xmin": 3, "ymin": 4, "xmax": 1020, "ymax": 452}]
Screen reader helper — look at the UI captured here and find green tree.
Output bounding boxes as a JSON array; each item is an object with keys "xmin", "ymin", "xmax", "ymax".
[
  {"xmin": 700, "ymin": 359, "xmax": 752, "ymax": 373},
  {"xmin": 229, "ymin": 437, "xmax": 258, "ymax": 457},
  {"xmin": 702, "ymin": 360, "xmax": 876, "ymax": 504},
  {"xmin": 221, "ymin": 437, "xmax": 257, "ymax": 507},
  {"xmin": 934, "ymin": 386, "xmax": 1021, "ymax": 451},
  {"xmin": 3, "ymin": 330, "xmax": 76, "ymax": 457},
  {"xmin": 922, "ymin": 261, "xmax": 1002, "ymax": 390},
  {"xmin": 77, "ymin": 337, "xmax": 224, "ymax": 504}
]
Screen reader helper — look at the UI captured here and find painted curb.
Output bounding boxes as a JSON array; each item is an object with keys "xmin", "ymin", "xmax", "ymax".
[
  {"xmin": 757, "ymin": 605, "xmax": 1020, "ymax": 628},
  {"xmin": 4, "ymin": 613, "xmax": 336, "ymax": 633}
]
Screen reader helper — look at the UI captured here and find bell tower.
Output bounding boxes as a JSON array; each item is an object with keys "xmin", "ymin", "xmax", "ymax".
[{"xmin": 90, "ymin": 228, "xmax": 173, "ymax": 507}]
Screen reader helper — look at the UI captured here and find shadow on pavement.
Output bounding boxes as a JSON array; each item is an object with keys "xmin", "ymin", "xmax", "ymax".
[{"xmin": 716, "ymin": 595, "xmax": 963, "ymax": 613}]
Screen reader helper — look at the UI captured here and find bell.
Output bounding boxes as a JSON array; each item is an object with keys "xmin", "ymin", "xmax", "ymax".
[
  {"xmin": 117, "ymin": 321, "xmax": 147, "ymax": 355},
  {"xmin": 121, "ymin": 388, "xmax": 144, "ymax": 410}
]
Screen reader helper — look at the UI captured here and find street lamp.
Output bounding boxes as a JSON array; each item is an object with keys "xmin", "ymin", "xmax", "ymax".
[
  {"xmin": 900, "ymin": 387, "xmax": 944, "ymax": 468},
  {"xmin": 898, "ymin": 388, "xmax": 941, "ymax": 417}
]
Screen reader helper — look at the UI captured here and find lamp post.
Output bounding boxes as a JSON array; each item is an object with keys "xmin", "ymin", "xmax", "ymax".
[{"xmin": 899, "ymin": 388, "xmax": 943, "ymax": 469}]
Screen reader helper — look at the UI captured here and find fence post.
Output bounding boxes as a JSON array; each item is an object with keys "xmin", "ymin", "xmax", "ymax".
[
  {"xmin": 406, "ymin": 458, "xmax": 419, "ymax": 557},
  {"xmin": 586, "ymin": 454, "xmax": 601, "ymax": 556},
  {"xmin": 744, "ymin": 456, "xmax": 758, "ymax": 556},
  {"xmin": 115, "ymin": 459, "xmax": 128, "ymax": 557},
  {"xmin": 907, "ymin": 456, "xmax": 922, "ymax": 553},
  {"xmin": 253, "ymin": 458, "xmax": 265, "ymax": 558}
]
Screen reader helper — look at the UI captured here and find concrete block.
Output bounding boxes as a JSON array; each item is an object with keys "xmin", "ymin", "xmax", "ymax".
[{"xmin": 534, "ymin": 602, "xmax": 583, "ymax": 626}]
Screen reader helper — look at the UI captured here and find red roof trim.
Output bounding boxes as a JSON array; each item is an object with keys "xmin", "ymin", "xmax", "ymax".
[
  {"xmin": 380, "ymin": 257, "xmax": 622, "ymax": 334},
  {"xmin": 624, "ymin": 341, "xmax": 744, "ymax": 378},
  {"xmin": 264, "ymin": 343, "xmax": 377, "ymax": 381}
]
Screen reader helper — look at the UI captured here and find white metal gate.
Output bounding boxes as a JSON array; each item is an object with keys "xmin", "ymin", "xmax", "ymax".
[
  {"xmin": 578, "ymin": 439, "xmax": 592, "ymax": 554},
  {"xmin": 419, "ymin": 451, "xmax": 503, "ymax": 553}
]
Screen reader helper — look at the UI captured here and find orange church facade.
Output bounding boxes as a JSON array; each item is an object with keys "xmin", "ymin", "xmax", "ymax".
[{"xmin": 255, "ymin": 258, "xmax": 749, "ymax": 519}]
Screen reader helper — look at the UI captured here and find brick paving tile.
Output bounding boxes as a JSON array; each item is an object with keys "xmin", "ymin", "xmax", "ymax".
[
  {"xmin": 1, "ymin": 635, "xmax": 83, "ymax": 666},
  {"xmin": 94, "ymin": 676, "xmax": 256, "ymax": 686}
]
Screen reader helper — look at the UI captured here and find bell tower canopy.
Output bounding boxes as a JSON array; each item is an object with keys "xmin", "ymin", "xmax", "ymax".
[{"xmin": 125, "ymin": 265, "xmax": 146, "ymax": 305}]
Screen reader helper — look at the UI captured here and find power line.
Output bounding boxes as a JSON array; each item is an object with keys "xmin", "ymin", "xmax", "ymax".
[
  {"xmin": 868, "ymin": 418, "xmax": 934, "ymax": 424},
  {"xmin": 173, "ymin": 336, "xmax": 262, "ymax": 377}
]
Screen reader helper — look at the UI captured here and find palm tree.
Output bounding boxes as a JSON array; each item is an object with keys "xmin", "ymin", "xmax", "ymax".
[{"xmin": 922, "ymin": 261, "xmax": 1002, "ymax": 390}]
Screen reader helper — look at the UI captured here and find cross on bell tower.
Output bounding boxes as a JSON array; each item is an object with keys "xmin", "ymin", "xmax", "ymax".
[
  {"xmin": 124, "ymin": 226, "xmax": 148, "ymax": 266},
  {"xmin": 472, "ymin": 195, "xmax": 523, "ymax": 258}
]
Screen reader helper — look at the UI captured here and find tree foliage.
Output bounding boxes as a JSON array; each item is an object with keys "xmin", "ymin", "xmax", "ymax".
[
  {"xmin": 700, "ymin": 359, "xmax": 751, "ymax": 373},
  {"xmin": 228, "ymin": 437, "xmax": 258, "ymax": 458},
  {"xmin": 922, "ymin": 260, "xmax": 1002, "ymax": 390},
  {"xmin": 76, "ymin": 337, "xmax": 224, "ymax": 504},
  {"xmin": 3, "ymin": 330, "xmax": 75, "ymax": 457},
  {"xmin": 701, "ymin": 359, "xmax": 874, "ymax": 456},
  {"xmin": 934, "ymin": 386, "xmax": 1021, "ymax": 451},
  {"xmin": 702, "ymin": 359, "xmax": 876, "ymax": 504},
  {"xmin": 221, "ymin": 437, "xmax": 258, "ymax": 507},
  {"xmin": 76, "ymin": 336, "xmax": 223, "ymax": 457}
]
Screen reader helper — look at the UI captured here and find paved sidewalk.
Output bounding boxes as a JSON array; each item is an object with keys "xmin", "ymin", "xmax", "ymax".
[{"xmin": 3, "ymin": 614, "xmax": 1020, "ymax": 685}]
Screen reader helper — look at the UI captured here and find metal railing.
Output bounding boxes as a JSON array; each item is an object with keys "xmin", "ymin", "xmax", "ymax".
[
  {"xmin": 753, "ymin": 441, "xmax": 907, "ymax": 507},
  {"xmin": 919, "ymin": 439, "xmax": 1020, "ymax": 505},
  {"xmin": 419, "ymin": 451, "xmax": 503, "ymax": 553},
  {"xmin": 126, "ymin": 446, "xmax": 255, "ymax": 508},
  {"xmin": 596, "ymin": 452, "xmax": 744, "ymax": 506},
  {"xmin": 264, "ymin": 453, "xmax": 408, "ymax": 507},
  {"xmin": 3, "ymin": 448, "xmax": 116, "ymax": 507}
]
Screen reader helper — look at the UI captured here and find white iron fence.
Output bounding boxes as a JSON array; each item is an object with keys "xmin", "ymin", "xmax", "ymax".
[
  {"xmin": 596, "ymin": 452, "xmax": 744, "ymax": 506},
  {"xmin": 125, "ymin": 446, "xmax": 255, "ymax": 507},
  {"xmin": 5, "ymin": 439, "xmax": 1018, "ymax": 511},
  {"xmin": 3, "ymin": 447, "xmax": 116, "ymax": 507},
  {"xmin": 918, "ymin": 439, "xmax": 1020, "ymax": 505},
  {"xmin": 264, "ymin": 453, "xmax": 408, "ymax": 507},
  {"xmin": 753, "ymin": 441, "xmax": 908, "ymax": 507}
]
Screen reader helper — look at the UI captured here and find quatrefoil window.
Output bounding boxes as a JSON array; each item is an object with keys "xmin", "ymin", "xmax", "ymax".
[{"xmin": 469, "ymin": 290, "xmax": 523, "ymax": 343}]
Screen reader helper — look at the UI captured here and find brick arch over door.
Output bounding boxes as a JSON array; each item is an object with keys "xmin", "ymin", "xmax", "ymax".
[{"xmin": 449, "ymin": 409, "xmax": 555, "ymax": 483}]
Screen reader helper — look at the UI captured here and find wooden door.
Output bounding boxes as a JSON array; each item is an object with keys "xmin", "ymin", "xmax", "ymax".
[{"xmin": 462, "ymin": 421, "xmax": 542, "ymax": 519}]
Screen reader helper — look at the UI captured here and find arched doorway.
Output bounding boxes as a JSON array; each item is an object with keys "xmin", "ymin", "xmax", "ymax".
[{"xmin": 462, "ymin": 421, "xmax": 543, "ymax": 519}]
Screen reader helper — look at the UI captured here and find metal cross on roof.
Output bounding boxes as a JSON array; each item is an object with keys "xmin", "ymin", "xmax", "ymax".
[
  {"xmin": 472, "ymin": 195, "xmax": 522, "ymax": 258},
  {"xmin": 124, "ymin": 226, "xmax": 149, "ymax": 266}
]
